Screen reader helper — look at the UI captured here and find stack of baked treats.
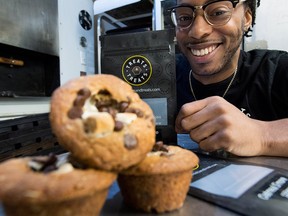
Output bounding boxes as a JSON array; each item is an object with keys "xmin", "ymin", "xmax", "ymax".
[{"xmin": 0, "ymin": 74, "xmax": 199, "ymax": 216}]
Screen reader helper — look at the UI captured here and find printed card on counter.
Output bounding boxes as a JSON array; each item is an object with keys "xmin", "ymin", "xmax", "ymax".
[{"xmin": 189, "ymin": 154, "xmax": 288, "ymax": 216}]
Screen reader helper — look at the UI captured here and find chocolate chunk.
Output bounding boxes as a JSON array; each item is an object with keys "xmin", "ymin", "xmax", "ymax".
[
  {"xmin": 118, "ymin": 101, "xmax": 129, "ymax": 112},
  {"xmin": 125, "ymin": 107, "xmax": 144, "ymax": 118},
  {"xmin": 68, "ymin": 88, "xmax": 90, "ymax": 119},
  {"xmin": 73, "ymin": 95, "xmax": 86, "ymax": 107},
  {"xmin": 95, "ymin": 89, "xmax": 115, "ymax": 109},
  {"xmin": 31, "ymin": 153, "xmax": 58, "ymax": 173},
  {"xmin": 32, "ymin": 153, "xmax": 57, "ymax": 165},
  {"xmin": 107, "ymin": 107, "xmax": 118, "ymax": 118},
  {"xmin": 97, "ymin": 106, "xmax": 108, "ymax": 112},
  {"xmin": 114, "ymin": 121, "xmax": 124, "ymax": 131},
  {"xmin": 68, "ymin": 107, "xmax": 83, "ymax": 119},
  {"xmin": 160, "ymin": 152, "xmax": 171, "ymax": 157},
  {"xmin": 124, "ymin": 134, "xmax": 138, "ymax": 150},
  {"xmin": 83, "ymin": 117, "xmax": 97, "ymax": 133},
  {"xmin": 77, "ymin": 88, "xmax": 91, "ymax": 98},
  {"xmin": 96, "ymin": 99, "xmax": 113, "ymax": 108},
  {"xmin": 98, "ymin": 89, "xmax": 111, "ymax": 96},
  {"xmin": 42, "ymin": 164, "xmax": 58, "ymax": 173},
  {"xmin": 152, "ymin": 141, "xmax": 169, "ymax": 152}
]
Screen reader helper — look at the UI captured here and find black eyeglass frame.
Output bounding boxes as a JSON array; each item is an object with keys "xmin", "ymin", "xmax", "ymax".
[{"xmin": 169, "ymin": 0, "xmax": 246, "ymax": 29}]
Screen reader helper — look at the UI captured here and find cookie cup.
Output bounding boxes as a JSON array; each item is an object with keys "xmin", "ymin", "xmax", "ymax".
[
  {"xmin": 49, "ymin": 74, "xmax": 155, "ymax": 171},
  {"xmin": 117, "ymin": 145, "xmax": 199, "ymax": 213},
  {"xmin": 0, "ymin": 156, "xmax": 117, "ymax": 216}
]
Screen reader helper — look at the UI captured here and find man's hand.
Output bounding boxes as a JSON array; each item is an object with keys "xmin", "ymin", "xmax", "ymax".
[{"xmin": 175, "ymin": 96, "xmax": 268, "ymax": 156}]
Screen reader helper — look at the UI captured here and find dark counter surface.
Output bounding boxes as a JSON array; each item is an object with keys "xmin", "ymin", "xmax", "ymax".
[
  {"xmin": 99, "ymin": 152, "xmax": 288, "ymax": 216},
  {"xmin": 1, "ymin": 134, "xmax": 287, "ymax": 216},
  {"xmin": 0, "ymin": 155, "xmax": 287, "ymax": 216},
  {"xmin": 101, "ymin": 180, "xmax": 240, "ymax": 216}
]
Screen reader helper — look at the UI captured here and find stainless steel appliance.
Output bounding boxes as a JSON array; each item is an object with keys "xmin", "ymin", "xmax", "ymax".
[
  {"xmin": 0, "ymin": 0, "xmax": 95, "ymax": 118},
  {"xmin": 0, "ymin": 0, "xmax": 60, "ymax": 97}
]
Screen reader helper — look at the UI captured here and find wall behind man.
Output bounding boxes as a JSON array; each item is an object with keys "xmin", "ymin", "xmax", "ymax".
[{"xmin": 244, "ymin": 0, "xmax": 288, "ymax": 51}]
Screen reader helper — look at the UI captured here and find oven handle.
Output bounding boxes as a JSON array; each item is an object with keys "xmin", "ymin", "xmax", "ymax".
[{"xmin": 0, "ymin": 57, "xmax": 24, "ymax": 67}]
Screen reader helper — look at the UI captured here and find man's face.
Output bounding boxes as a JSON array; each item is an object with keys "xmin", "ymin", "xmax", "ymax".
[{"xmin": 175, "ymin": 0, "xmax": 252, "ymax": 83}]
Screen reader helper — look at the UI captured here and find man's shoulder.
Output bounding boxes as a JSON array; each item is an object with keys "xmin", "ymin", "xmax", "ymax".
[{"xmin": 241, "ymin": 49, "xmax": 288, "ymax": 62}]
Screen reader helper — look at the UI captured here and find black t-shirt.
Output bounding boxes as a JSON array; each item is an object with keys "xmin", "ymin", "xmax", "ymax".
[{"xmin": 176, "ymin": 49, "xmax": 288, "ymax": 121}]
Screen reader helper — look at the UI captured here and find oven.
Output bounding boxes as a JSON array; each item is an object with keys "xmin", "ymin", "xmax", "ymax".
[{"xmin": 0, "ymin": 0, "xmax": 95, "ymax": 118}]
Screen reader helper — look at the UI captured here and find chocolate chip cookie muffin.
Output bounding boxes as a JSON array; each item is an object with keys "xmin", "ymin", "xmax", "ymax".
[
  {"xmin": 49, "ymin": 74, "xmax": 156, "ymax": 171},
  {"xmin": 0, "ymin": 154, "xmax": 117, "ymax": 216},
  {"xmin": 117, "ymin": 142, "xmax": 199, "ymax": 213}
]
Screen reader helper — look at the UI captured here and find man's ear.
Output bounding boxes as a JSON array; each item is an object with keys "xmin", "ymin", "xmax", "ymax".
[{"xmin": 244, "ymin": 7, "xmax": 253, "ymax": 32}]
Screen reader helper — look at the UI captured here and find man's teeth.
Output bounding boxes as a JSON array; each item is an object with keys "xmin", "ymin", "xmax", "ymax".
[{"xmin": 191, "ymin": 45, "xmax": 217, "ymax": 57}]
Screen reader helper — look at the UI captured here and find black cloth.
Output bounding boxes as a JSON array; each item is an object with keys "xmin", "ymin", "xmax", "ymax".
[{"xmin": 176, "ymin": 49, "xmax": 288, "ymax": 121}]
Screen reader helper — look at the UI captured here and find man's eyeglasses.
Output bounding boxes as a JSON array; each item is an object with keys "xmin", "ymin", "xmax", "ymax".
[{"xmin": 169, "ymin": 0, "xmax": 246, "ymax": 30}]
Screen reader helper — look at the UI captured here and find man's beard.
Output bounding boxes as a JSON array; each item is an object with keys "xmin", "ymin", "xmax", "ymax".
[
  {"xmin": 219, "ymin": 31, "xmax": 244, "ymax": 74},
  {"xmin": 190, "ymin": 29, "xmax": 244, "ymax": 77}
]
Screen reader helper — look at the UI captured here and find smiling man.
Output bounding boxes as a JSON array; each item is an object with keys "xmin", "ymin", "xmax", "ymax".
[{"xmin": 172, "ymin": 0, "xmax": 288, "ymax": 157}]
